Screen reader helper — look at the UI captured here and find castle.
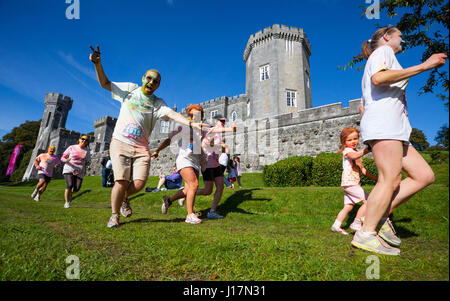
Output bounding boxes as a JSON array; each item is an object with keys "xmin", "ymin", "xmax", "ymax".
[{"xmin": 23, "ymin": 24, "xmax": 361, "ymax": 180}]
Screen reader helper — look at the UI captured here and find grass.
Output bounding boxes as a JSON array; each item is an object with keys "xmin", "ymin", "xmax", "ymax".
[{"xmin": 0, "ymin": 164, "xmax": 448, "ymax": 281}]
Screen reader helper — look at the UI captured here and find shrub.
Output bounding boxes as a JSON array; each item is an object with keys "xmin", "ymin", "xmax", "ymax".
[
  {"xmin": 360, "ymin": 157, "xmax": 378, "ymax": 186},
  {"xmin": 263, "ymin": 156, "xmax": 313, "ymax": 187},
  {"xmin": 312, "ymin": 153, "xmax": 341, "ymax": 186}
]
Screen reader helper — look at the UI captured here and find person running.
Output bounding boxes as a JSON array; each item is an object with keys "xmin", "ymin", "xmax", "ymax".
[
  {"xmin": 158, "ymin": 105, "xmax": 208, "ymax": 224},
  {"xmin": 233, "ymin": 156, "xmax": 242, "ymax": 188},
  {"xmin": 61, "ymin": 135, "xmax": 91, "ymax": 208},
  {"xmin": 31, "ymin": 146, "xmax": 61, "ymax": 202},
  {"xmin": 218, "ymin": 145, "xmax": 232, "ymax": 188},
  {"xmin": 101, "ymin": 151, "xmax": 113, "ymax": 188},
  {"xmin": 331, "ymin": 127, "xmax": 377, "ymax": 235},
  {"xmin": 351, "ymin": 26, "xmax": 447, "ymax": 255},
  {"xmin": 195, "ymin": 115, "xmax": 236, "ymax": 219},
  {"xmin": 89, "ymin": 45, "xmax": 199, "ymax": 228}
]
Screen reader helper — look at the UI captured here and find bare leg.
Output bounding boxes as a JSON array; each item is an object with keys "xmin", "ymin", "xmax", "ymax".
[
  {"xmin": 65, "ymin": 189, "xmax": 72, "ymax": 203},
  {"xmin": 176, "ymin": 168, "xmax": 199, "ymax": 215},
  {"xmin": 362, "ymin": 140, "xmax": 403, "ymax": 233},
  {"xmin": 336, "ymin": 204, "xmax": 354, "ymax": 223},
  {"xmin": 355, "ymin": 201, "xmax": 366, "ymax": 220},
  {"xmin": 210, "ymin": 176, "xmax": 224, "ymax": 212},
  {"xmin": 39, "ymin": 182, "xmax": 49, "ymax": 195},
  {"xmin": 388, "ymin": 145, "xmax": 435, "ymax": 214},
  {"xmin": 111, "ymin": 180, "xmax": 128, "ymax": 214},
  {"xmin": 35, "ymin": 178, "xmax": 46, "ymax": 192},
  {"xmin": 156, "ymin": 175, "xmax": 166, "ymax": 190}
]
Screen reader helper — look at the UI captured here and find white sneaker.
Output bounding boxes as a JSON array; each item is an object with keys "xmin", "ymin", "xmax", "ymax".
[
  {"xmin": 331, "ymin": 226, "xmax": 349, "ymax": 235},
  {"xmin": 178, "ymin": 198, "xmax": 185, "ymax": 207},
  {"xmin": 34, "ymin": 194, "xmax": 40, "ymax": 202},
  {"xmin": 185, "ymin": 213, "xmax": 202, "ymax": 224},
  {"xmin": 207, "ymin": 211, "xmax": 223, "ymax": 219},
  {"xmin": 64, "ymin": 202, "xmax": 70, "ymax": 208},
  {"xmin": 31, "ymin": 189, "xmax": 38, "ymax": 198}
]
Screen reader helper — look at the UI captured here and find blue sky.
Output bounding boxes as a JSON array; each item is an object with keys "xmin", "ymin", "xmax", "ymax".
[{"xmin": 0, "ymin": 0, "xmax": 448, "ymax": 144}]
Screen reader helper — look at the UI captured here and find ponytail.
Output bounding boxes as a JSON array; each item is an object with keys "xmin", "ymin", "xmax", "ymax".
[{"xmin": 361, "ymin": 26, "xmax": 399, "ymax": 60}]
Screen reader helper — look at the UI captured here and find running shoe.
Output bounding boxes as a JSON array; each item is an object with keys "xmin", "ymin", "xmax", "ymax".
[
  {"xmin": 185, "ymin": 213, "xmax": 202, "ymax": 224},
  {"xmin": 351, "ymin": 231, "xmax": 400, "ymax": 256},
  {"xmin": 64, "ymin": 202, "xmax": 70, "ymax": 208},
  {"xmin": 207, "ymin": 211, "xmax": 224, "ymax": 219},
  {"xmin": 331, "ymin": 226, "xmax": 349, "ymax": 235},
  {"xmin": 161, "ymin": 195, "xmax": 172, "ymax": 214},
  {"xmin": 178, "ymin": 197, "xmax": 185, "ymax": 207},
  {"xmin": 34, "ymin": 194, "xmax": 40, "ymax": 202},
  {"xmin": 31, "ymin": 189, "xmax": 38, "ymax": 198},
  {"xmin": 120, "ymin": 199, "xmax": 132, "ymax": 218},
  {"xmin": 107, "ymin": 214, "xmax": 120, "ymax": 228},
  {"xmin": 378, "ymin": 218, "xmax": 401, "ymax": 247}
]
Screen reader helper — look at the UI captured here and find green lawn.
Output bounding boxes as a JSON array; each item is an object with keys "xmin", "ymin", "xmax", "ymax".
[{"xmin": 0, "ymin": 164, "xmax": 448, "ymax": 281}]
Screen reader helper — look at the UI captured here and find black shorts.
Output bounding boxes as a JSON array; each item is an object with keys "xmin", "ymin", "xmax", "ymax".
[
  {"xmin": 202, "ymin": 166, "xmax": 225, "ymax": 182},
  {"xmin": 38, "ymin": 174, "xmax": 52, "ymax": 183}
]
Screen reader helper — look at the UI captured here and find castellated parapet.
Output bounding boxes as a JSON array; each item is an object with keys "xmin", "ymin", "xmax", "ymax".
[{"xmin": 244, "ymin": 24, "xmax": 311, "ymax": 62}]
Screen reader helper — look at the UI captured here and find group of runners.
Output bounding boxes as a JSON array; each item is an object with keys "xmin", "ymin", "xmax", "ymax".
[{"xmin": 30, "ymin": 26, "xmax": 446, "ymax": 256}]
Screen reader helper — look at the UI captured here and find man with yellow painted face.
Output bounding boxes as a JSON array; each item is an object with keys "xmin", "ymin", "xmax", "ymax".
[{"xmin": 89, "ymin": 45, "xmax": 199, "ymax": 228}]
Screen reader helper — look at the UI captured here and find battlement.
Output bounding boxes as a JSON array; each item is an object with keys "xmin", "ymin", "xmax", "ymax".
[
  {"xmin": 199, "ymin": 94, "xmax": 247, "ymax": 108},
  {"xmin": 94, "ymin": 116, "xmax": 118, "ymax": 128},
  {"xmin": 44, "ymin": 92, "xmax": 73, "ymax": 108},
  {"xmin": 273, "ymin": 99, "xmax": 361, "ymax": 128},
  {"xmin": 244, "ymin": 24, "xmax": 311, "ymax": 61}
]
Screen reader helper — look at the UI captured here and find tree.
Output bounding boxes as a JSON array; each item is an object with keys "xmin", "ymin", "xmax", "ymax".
[
  {"xmin": 0, "ymin": 120, "xmax": 41, "ymax": 182},
  {"xmin": 435, "ymin": 124, "xmax": 449, "ymax": 148},
  {"xmin": 340, "ymin": 0, "xmax": 449, "ymax": 108},
  {"xmin": 410, "ymin": 128, "xmax": 430, "ymax": 150}
]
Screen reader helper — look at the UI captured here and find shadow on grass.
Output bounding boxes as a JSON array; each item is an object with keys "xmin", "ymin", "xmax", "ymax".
[
  {"xmin": 343, "ymin": 209, "xmax": 419, "ymax": 238},
  {"xmin": 0, "ymin": 180, "xmax": 38, "ymax": 187},
  {"xmin": 200, "ymin": 188, "xmax": 271, "ymax": 217},
  {"xmin": 120, "ymin": 217, "xmax": 186, "ymax": 225},
  {"xmin": 72, "ymin": 189, "xmax": 92, "ymax": 200},
  {"xmin": 129, "ymin": 193, "xmax": 146, "ymax": 201}
]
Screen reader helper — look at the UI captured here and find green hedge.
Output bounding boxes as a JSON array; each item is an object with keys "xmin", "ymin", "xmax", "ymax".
[
  {"xmin": 263, "ymin": 152, "xmax": 378, "ymax": 187},
  {"xmin": 263, "ymin": 156, "xmax": 313, "ymax": 187},
  {"xmin": 311, "ymin": 153, "xmax": 342, "ymax": 186}
]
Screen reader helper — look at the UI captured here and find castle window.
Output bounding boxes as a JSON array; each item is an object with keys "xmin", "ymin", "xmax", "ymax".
[
  {"xmin": 45, "ymin": 112, "xmax": 52, "ymax": 127},
  {"xmin": 160, "ymin": 120, "xmax": 170, "ymax": 134},
  {"xmin": 247, "ymin": 102, "xmax": 250, "ymax": 117},
  {"xmin": 305, "ymin": 70, "xmax": 310, "ymax": 88},
  {"xmin": 286, "ymin": 90, "xmax": 297, "ymax": 107},
  {"xmin": 210, "ymin": 110, "xmax": 218, "ymax": 120},
  {"xmin": 260, "ymin": 64, "xmax": 270, "ymax": 81},
  {"xmin": 231, "ymin": 111, "xmax": 237, "ymax": 122}
]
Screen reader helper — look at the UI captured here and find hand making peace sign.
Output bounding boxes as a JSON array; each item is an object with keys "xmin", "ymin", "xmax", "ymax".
[{"xmin": 89, "ymin": 45, "xmax": 101, "ymax": 64}]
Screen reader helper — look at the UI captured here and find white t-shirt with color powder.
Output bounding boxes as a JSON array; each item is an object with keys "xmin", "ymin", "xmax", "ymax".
[
  {"xmin": 111, "ymin": 82, "xmax": 173, "ymax": 149},
  {"xmin": 341, "ymin": 147, "xmax": 360, "ymax": 187},
  {"xmin": 35, "ymin": 153, "xmax": 61, "ymax": 177},
  {"xmin": 360, "ymin": 45, "xmax": 412, "ymax": 143}
]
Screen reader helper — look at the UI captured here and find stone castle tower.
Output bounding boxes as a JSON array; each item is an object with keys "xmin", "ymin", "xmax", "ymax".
[
  {"xmin": 244, "ymin": 24, "xmax": 312, "ymax": 119},
  {"xmin": 23, "ymin": 93, "xmax": 81, "ymax": 180}
]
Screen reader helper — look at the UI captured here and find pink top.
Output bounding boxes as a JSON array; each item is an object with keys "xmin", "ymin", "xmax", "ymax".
[
  {"xmin": 34, "ymin": 153, "xmax": 61, "ymax": 177},
  {"xmin": 202, "ymin": 125, "xmax": 223, "ymax": 169},
  {"xmin": 61, "ymin": 145, "xmax": 91, "ymax": 178},
  {"xmin": 341, "ymin": 147, "xmax": 360, "ymax": 187}
]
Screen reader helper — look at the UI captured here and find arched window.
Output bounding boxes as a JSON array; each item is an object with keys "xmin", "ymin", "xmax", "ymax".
[{"xmin": 231, "ymin": 111, "xmax": 237, "ymax": 122}]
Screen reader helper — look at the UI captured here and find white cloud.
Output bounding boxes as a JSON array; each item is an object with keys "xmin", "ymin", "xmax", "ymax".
[{"xmin": 56, "ymin": 51, "xmax": 98, "ymax": 81}]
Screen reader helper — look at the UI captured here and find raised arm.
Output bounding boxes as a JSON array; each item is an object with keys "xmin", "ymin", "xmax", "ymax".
[
  {"xmin": 345, "ymin": 147, "xmax": 371, "ymax": 161},
  {"xmin": 89, "ymin": 45, "xmax": 112, "ymax": 91},
  {"xmin": 372, "ymin": 53, "xmax": 447, "ymax": 86}
]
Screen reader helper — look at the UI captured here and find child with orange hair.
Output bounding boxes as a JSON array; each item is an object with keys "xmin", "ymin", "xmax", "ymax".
[{"xmin": 331, "ymin": 127, "xmax": 378, "ymax": 235}]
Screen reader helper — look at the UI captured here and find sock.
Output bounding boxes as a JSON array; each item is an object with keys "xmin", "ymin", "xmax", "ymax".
[
  {"xmin": 359, "ymin": 230, "xmax": 377, "ymax": 238},
  {"xmin": 353, "ymin": 218, "xmax": 362, "ymax": 225},
  {"xmin": 332, "ymin": 220, "xmax": 342, "ymax": 229}
]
